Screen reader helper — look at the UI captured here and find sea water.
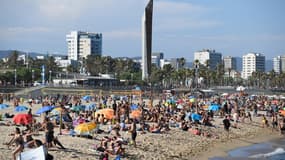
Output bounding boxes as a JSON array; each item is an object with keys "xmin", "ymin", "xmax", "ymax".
[{"xmin": 210, "ymin": 138, "xmax": 285, "ymax": 160}]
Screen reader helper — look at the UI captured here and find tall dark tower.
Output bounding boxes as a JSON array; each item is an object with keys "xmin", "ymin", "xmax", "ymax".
[{"xmin": 142, "ymin": 0, "xmax": 153, "ymax": 80}]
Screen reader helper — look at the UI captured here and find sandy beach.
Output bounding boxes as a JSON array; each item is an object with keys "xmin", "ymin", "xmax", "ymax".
[{"xmin": 0, "ymin": 99, "xmax": 283, "ymax": 160}]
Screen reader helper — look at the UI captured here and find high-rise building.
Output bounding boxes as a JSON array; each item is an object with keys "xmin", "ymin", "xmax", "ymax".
[
  {"xmin": 142, "ymin": 0, "xmax": 153, "ymax": 81},
  {"xmin": 242, "ymin": 53, "xmax": 265, "ymax": 79},
  {"xmin": 66, "ymin": 31, "xmax": 102, "ymax": 61},
  {"xmin": 273, "ymin": 56, "xmax": 281, "ymax": 74},
  {"xmin": 194, "ymin": 49, "xmax": 222, "ymax": 70},
  {"xmin": 281, "ymin": 55, "xmax": 285, "ymax": 73},
  {"xmin": 152, "ymin": 52, "xmax": 163, "ymax": 68},
  {"xmin": 223, "ymin": 56, "xmax": 237, "ymax": 71}
]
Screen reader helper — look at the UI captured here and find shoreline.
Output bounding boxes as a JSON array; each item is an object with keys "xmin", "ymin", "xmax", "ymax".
[{"xmin": 198, "ymin": 128, "xmax": 283, "ymax": 160}]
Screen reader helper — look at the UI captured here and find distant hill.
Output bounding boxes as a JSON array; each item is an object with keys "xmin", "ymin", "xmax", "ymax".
[{"xmin": 0, "ymin": 50, "xmax": 66, "ymax": 59}]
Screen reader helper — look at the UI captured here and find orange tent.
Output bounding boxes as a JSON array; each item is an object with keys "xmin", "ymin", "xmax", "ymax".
[
  {"xmin": 95, "ymin": 108, "xmax": 115, "ymax": 120},
  {"xmin": 130, "ymin": 109, "xmax": 142, "ymax": 119}
]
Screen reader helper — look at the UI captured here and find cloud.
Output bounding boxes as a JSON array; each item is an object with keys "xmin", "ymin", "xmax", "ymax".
[
  {"xmin": 0, "ymin": 27, "xmax": 54, "ymax": 39},
  {"xmin": 155, "ymin": 1, "xmax": 208, "ymax": 15},
  {"xmin": 154, "ymin": 1, "xmax": 220, "ymax": 31},
  {"xmin": 104, "ymin": 30, "xmax": 140, "ymax": 39}
]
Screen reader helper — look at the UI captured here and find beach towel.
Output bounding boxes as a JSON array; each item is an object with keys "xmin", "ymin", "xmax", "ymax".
[{"xmin": 17, "ymin": 146, "xmax": 46, "ymax": 160}]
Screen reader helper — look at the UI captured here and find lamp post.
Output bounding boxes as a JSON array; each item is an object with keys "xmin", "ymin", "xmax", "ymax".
[
  {"xmin": 32, "ymin": 69, "xmax": 34, "ymax": 83},
  {"xmin": 14, "ymin": 69, "xmax": 17, "ymax": 87},
  {"xmin": 49, "ymin": 70, "xmax": 52, "ymax": 84}
]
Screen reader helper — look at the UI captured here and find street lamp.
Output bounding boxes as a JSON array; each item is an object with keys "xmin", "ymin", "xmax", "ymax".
[
  {"xmin": 14, "ymin": 69, "xmax": 17, "ymax": 87},
  {"xmin": 32, "ymin": 69, "xmax": 34, "ymax": 83},
  {"xmin": 49, "ymin": 70, "xmax": 52, "ymax": 84}
]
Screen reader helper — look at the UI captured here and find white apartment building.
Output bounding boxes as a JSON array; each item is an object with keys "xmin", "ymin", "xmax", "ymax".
[
  {"xmin": 66, "ymin": 31, "xmax": 102, "ymax": 61},
  {"xmin": 194, "ymin": 49, "xmax": 222, "ymax": 70},
  {"xmin": 242, "ymin": 53, "xmax": 265, "ymax": 79},
  {"xmin": 273, "ymin": 56, "xmax": 281, "ymax": 74},
  {"xmin": 223, "ymin": 56, "xmax": 237, "ymax": 70}
]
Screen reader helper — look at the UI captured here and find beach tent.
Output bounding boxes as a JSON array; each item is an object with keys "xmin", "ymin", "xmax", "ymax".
[
  {"xmin": 36, "ymin": 106, "xmax": 54, "ymax": 114},
  {"xmin": 13, "ymin": 114, "xmax": 33, "ymax": 125},
  {"xmin": 14, "ymin": 106, "xmax": 28, "ymax": 112},
  {"xmin": 0, "ymin": 104, "xmax": 9, "ymax": 110},
  {"xmin": 17, "ymin": 145, "xmax": 46, "ymax": 160},
  {"xmin": 95, "ymin": 108, "xmax": 115, "ymax": 120},
  {"xmin": 74, "ymin": 122, "xmax": 96, "ymax": 135},
  {"xmin": 208, "ymin": 104, "xmax": 220, "ymax": 111},
  {"xmin": 191, "ymin": 113, "xmax": 202, "ymax": 121}
]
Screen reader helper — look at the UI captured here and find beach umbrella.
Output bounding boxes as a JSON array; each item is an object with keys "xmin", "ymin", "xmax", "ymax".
[
  {"xmin": 95, "ymin": 108, "xmax": 115, "ymax": 120},
  {"xmin": 177, "ymin": 104, "xmax": 184, "ymax": 109},
  {"xmin": 190, "ymin": 98, "xmax": 196, "ymax": 103},
  {"xmin": 36, "ymin": 106, "xmax": 54, "ymax": 114},
  {"xmin": 130, "ymin": 104, "xmax": 138, "ymax": 110},
  {"xmin": 177, "ymin": 99, "xmax": 184, "ymax": 104},
  {"xmin": 85, "ymin": 103, "xmax": 96, "ymax": 111},
  {"xmin": 71, "ymin": 105, "xmax": 85, "ymax": 112},
  {"xmin": 279, "ymin": 110, "xmax": 285, "ymax": 116},
  {"xmin": 208, "ymin": 104, "xmax": 220, "ymax": 111},
  {"xmin": 130, "ymin": 110, "xmax": 142, "ymax": 119},
  {"xmin": 82, "ymin": 95, "xmax": 92, "ymax": 101},
  {"xmin": 14, "ymin": 105, "xmax": 28, "ymax": 112},
  {"xmin": 0, "ymin": 104, "xmax": 9, "ymax": 110},
  {"xmin": 13, "ymin": 113, "xmax": 32, "ymax": 125},
  {"xmin": 74, "ymin": 122, "xmax": 96, "ymax": 135},
  {"xmin": 191, "ymin": 113, "xmax": 202, "ymax": 121},
  {"xmin": 73, "ymin": 117, "xmax": 86, "ymax": 126},
  {"xmin": 51, "ymin": 107, "xmax": 63, "ymax": 115}
]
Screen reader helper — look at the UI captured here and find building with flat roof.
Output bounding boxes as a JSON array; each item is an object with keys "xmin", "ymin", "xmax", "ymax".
[
  {"xmin": 223, "ymin": 56, "xmax": 237, "ymax": 71},
  {"xmin": 242, "ymin": 53, "xmax": 265, "ymax": 79},
  {"xmin": 66, "ymin": 31, "xmax": 102, "ymax": 61},
  {"xmin": 194, "ymin": 49, "xmax": 222, "ymax": 70}
]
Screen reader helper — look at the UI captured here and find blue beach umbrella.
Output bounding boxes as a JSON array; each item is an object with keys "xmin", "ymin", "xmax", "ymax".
[
  {"xmin": 208, "ymin": 104, "xmax": 220, "ymax": 111},
  {"xmin": 130, "ymin": 104, "xmax": 138, "ymax": 110},
  {"xmin": 191, "ymin": 113, "xmax": 202, "ymax": 121},
  {"xmin": 82, "ymin": 95, "xmax": 92, "ymax": 101},
  {"xmin": 15, "ymin": 106, "xmax": 28, "ymax": 112},
  {"xmin": 85, "ymin": 103, "xmax": 96, "ymax": 111},
  {"xmin": 0, "ymin": 104, "xmax": 9, "ymax": 110},
  {"xmin": 36, "ymin": 106, "xmax": 54, "ymax": 114}
]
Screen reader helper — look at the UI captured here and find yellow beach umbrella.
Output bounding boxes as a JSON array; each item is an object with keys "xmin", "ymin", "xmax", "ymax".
[{"xmin": 74, "ymin": 122, "xmax": 96, "ymax": 135}]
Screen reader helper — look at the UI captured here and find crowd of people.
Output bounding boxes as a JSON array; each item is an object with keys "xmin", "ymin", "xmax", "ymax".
[{"xmin": 0, "ymin": 92, "xmax": 285, "ymax": 160}]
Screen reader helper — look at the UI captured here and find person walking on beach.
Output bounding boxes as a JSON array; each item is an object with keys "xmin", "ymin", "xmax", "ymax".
[
  {"xmin": 129, "ymin": 119, "xmax": 137, "ymax": 147},
  {"xmin": 223, "ymin": 115, "xmax": 231, "ymax": 139}
]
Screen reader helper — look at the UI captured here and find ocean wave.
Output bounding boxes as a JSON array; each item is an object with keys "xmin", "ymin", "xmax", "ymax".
[{"xmin": 249, "ymin": 148, "xmax": 285, "ymax": 158}]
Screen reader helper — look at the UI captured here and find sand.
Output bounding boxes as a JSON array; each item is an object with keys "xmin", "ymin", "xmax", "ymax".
[{"xmin": 0, "ymin": 100, "xmax": 283, "ymax": 160}]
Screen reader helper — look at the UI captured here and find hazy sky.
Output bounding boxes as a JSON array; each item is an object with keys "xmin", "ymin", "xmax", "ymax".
[{"xmin": 0, "ymin": 0, "xmax": 284, "ymax": 60}]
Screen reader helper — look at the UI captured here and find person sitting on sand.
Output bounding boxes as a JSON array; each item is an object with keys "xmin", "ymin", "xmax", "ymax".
[
  {"xmin": 261, "ymin": 114, "xmax": 269, "ymax": 128},
  {"xmin": 188, "ymin": 127, "xmax": 201, "ymax": 136},
  {"xmin": 4, "ymin": 127, "xmax": 24, "ymax": 160}
]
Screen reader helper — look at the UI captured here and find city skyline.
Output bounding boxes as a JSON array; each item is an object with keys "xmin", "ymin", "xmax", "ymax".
[{"xmin": 0, "ymin": 0, "xmax": 285, "ymax": 60}]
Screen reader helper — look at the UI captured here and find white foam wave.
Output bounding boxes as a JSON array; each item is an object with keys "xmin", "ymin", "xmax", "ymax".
[{"xmin": 249, "ymin": 148, "xmax": 285, "ymax": 158}]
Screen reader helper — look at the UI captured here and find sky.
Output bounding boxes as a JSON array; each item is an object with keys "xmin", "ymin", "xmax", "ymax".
[{"xmin": 0, "ymin": 0, "xmax": 285, "ymax": 61}]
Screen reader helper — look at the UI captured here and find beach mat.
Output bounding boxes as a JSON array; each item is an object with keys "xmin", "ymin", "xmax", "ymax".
[{"xmin": 17, "ymin": 146, "xmax": 46, "ymax": 160}]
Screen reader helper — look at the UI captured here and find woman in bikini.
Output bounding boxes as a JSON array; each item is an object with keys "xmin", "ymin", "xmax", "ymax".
[{"xmin": 5, "ymin": 127, "xmax": 24, "ymax": 160}]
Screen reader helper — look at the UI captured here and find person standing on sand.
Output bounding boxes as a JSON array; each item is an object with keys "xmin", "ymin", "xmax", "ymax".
[
  {"xmin": 223, "ymin": 115, "xmax": 231, "ymax": 138},
  {"xmin": 129, "ymin": 119, "xmax": 137, "ymax": 147}
]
